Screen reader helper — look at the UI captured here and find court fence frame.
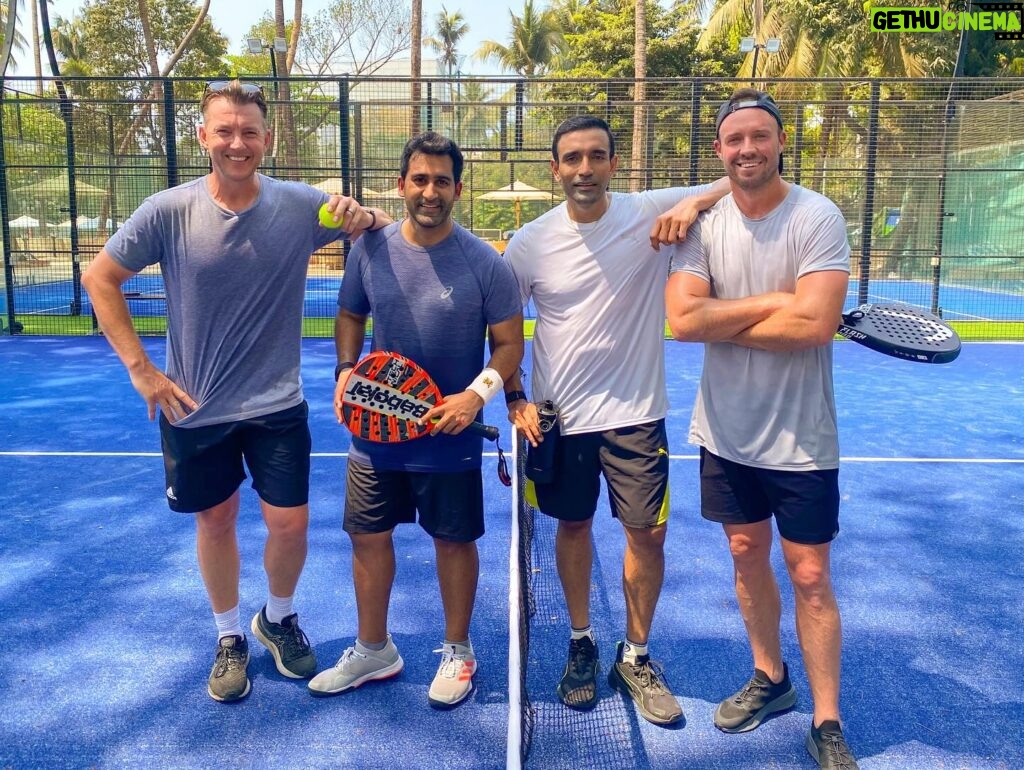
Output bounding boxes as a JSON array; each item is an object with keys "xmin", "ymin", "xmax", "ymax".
[{"xmin": 2, "ymin": 75, "xmax": 1022, "ymax": 338}]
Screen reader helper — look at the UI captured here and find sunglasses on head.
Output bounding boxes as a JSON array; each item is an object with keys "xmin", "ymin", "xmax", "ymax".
[{"xmin": 205, "ymin": 80, "xmax": 264, "ymax": 96}]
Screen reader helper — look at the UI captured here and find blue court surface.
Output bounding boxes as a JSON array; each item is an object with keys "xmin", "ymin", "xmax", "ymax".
[
  {"xmin": 7, "ymin": 275, "xmax": 1024, "ymax": 322},
  {"xmin": 1, "ymin": 337, "xmax": 1022, "ymax": 769}
]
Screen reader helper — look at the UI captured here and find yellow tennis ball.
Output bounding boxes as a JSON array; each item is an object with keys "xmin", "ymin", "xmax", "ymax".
[{"xmin": 319, "ymin": 203, "xmax": 342, "ymax": 229}]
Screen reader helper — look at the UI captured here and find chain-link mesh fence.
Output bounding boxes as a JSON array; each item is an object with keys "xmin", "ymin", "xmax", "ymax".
[{"xmin": 2, "ymin": 76, "xmax": 1022, "ymax": 337}]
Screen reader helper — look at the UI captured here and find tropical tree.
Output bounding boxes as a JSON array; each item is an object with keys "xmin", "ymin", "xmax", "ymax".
[
  {"xmin": 424, "ymin": 4, "xmax": 468, "ymax": 78},
  {"xmin": 50, "ymin": 14, "xmax": 91, "ymax": 79},
  {"xmin": 411, "ymin": 0, "xmax": 422, "ymax": 134},
  {"xmin": 630, "ymin": 0, "xmax": 646, "ymax": 191},
  {"xmin": 0, "ymin": 0, "xmax": 29, "ymax": 70},
  {"xmin": 476, "ymin": 0, "xmax": 566, "ymax": 77}
]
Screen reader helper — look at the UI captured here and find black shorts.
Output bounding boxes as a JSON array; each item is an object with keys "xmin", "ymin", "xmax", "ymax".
[
  {"xmin": 698, "ymin": 448, "xmax": 840, "ymax": 545},
  {"xmin": 159, "ymin": 402, "xmax": 311, "ymax": 513},
  {"xmin": 343, "ymin": 459, "xmax": 485, "ymax": 543},
  {"xmin": 530, "ymin": 420, "xmax": 670, "ymax": 529}
]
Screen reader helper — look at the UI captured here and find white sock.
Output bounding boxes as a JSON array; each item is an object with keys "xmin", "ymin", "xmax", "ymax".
[
  {"xmin": 265, "ymin": 593, "xmax": 294, "ymax": 624},
  {"xmin": 444, "ymin": 638, "xmax": 473, "ymax": 654},
  {"xmin": 570, "ymin": 625, "xmax": 595, "ymax": 643},
  {"xmin": 622, "ymin": 639, "xmax": 648, "ymax": 663},
  {"xmin": 214, "ymin": 606, "xmax": 244, "ymax": 639}
]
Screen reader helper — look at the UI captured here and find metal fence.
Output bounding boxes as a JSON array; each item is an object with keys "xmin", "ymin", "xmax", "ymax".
[{"xmin": 2, "ymin": 75, "xmax": 1022, "ymax": 338}]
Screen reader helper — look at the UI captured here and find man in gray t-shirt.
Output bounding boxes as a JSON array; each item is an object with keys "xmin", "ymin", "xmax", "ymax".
[
  {"xmin": 82, "ymin": 80, "xmax": 392, "ymax": 704},
  {"xmin": 665, "ymin": 89, "xmax": 859, "ymax": 769}
]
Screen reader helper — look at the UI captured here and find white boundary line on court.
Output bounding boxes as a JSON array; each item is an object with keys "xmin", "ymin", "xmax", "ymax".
[
  {"xmin": 3, "ymin": 451, "xmax": 1023, "ymax": 464},
  {"xmin": 505, "ymin": 432, "xmax": 524, "ymax": 770}
]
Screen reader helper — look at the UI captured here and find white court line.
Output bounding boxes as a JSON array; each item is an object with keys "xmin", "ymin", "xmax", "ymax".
[{"xmin": 2, "ymin": 451, "xmax": 1023, "ymax": 463}]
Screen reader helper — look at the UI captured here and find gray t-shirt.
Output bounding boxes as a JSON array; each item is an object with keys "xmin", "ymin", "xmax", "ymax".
[
  {"xmin": 338, "ymin": 221, "xmax": 521, "ymax": 472},
  {"xmin": 104, "ymin": 174, "xmax": 341, "ymax": 427},
  {"xmin": 670, "ymin": 185, "xmax": 850, "ymax": 470}
]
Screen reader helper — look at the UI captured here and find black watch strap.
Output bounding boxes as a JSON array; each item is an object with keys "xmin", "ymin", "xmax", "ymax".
[
  {"xmin": 334, "ymin": 362, "xmax": 355, "ymax": 381},
  {"xmin": 505, "ymin": 389, "xmax": 528, "ymax": 405}
]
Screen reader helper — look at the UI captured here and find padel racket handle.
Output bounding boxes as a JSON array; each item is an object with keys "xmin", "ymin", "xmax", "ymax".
[{"xmin": 467, "ymin": 421, "xmax": 500, "ymax": 441}]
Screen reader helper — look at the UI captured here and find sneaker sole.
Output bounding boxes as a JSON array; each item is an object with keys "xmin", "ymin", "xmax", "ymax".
[
  {"xmin": 608, "ymin": 665, "xmax": 684, "ymax": 726},
  {"xmin": 307, "ymin": 657, "xmax": 405, "ymax": 698},
  {"xmin": 427, "ymin": 679, "xmax": 475, "ymax": 710},
  {"xmin": 250, "ymin": 614, "xmax": 315, "ymax": 680},
  {"xmin": 556, "ymin": 662, "xmax": 600, "ymax": 711},
  {"xmin": 207, "ymin": 678, "xmax": 251, "ymax": 703},
  {"xmin": 714, "ymin": 685, "xmax": 798, "ymax": 734}
]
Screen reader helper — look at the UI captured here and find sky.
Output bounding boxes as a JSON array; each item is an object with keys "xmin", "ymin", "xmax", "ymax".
[{"xmin": 17, "ymin": 0, "xmax": 511, "ymax": 76}]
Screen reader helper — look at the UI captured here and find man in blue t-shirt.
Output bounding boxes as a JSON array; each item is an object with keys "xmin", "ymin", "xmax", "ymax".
[
  {"xmin": 307, "ymin": 132, "xmax": 523, "ymax": 709},
  {"xmin": 83, "ymin": 80, "xmax": 392, "ymax": 704}
]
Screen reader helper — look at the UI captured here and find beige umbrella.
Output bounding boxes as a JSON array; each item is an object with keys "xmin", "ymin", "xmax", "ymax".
[
  {"xmin": 11, "ymin": 175, "xmax": 109, "ymax": 198},
  {"xmin": 9, "ymin": 215, "xmax": 40, "ymax": 229},
  {"xmin": 476, "ymin": 181, "xmax": 554, "ymax": 229},
  {"xmin": 312, "ymin": 178, "xmax": 381, "ymax": 198}
]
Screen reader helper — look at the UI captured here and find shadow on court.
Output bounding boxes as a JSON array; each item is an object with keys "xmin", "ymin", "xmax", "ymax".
[{"xmin": 0, "ymin": 337, "xmax": 1022, "ymax": 769}]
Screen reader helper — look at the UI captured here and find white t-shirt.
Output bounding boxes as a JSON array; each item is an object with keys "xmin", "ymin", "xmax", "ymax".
[
  {"xmin": 669, "ymin": 185, "xmax": 850, "ymax": 470},
  {"xmin": 504, "ymin": 186, "xmax": 709, "ymax": 435}
]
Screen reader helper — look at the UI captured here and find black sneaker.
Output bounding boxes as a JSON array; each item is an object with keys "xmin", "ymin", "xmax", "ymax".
[
  {"xmin": 208, "ymin": 634, "xmax": 251, "ymax": 702},
  {"xmin": 251, "ymin": 608, "xmax": 317, "ymax": 679},
  {"xmin": 806, "ymin": 719, "xmax": 860, "ymax": 769},
  {"xmin": 714, "ymin": 664, "xmax": 797, "ymax": 733},
  {"xmin": 556, "ymin": 636, "xmax": 600, "ymax": 710},
  {"xmin": 607, "ymin": 641, "xmax": 683, "ymax": 726}
]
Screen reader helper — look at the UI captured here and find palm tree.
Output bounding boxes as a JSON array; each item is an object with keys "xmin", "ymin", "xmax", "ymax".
[
  {"xmin": 476, "ymin": 0, "xmax": 565, "ymax": 78},
  {"xmin": 51, "ymin": 15, "xmax": 91, "ymax": 78},
  {"xmin": 1, "ymin": 0, "xmax": 29, "ymax": 72},
  {"xmin": 630, "ymin": 0, "xmax": 648, "ymax": 192},
  {"xmin": 411, "ymin": 0, "xmax": 422, "ymax": 134},
  {"xmin": 424, "ymin": 5, "xmax": 468, "ymax": 79}
]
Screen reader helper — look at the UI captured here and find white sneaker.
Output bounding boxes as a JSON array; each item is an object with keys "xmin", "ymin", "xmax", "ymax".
[
  {"xmin": 427, "ymin": 642, "xmax": 477, "ymax": 708},
  {"xmin": 307, "ymin": 635, "xmax": 404, "ymax": 697}
]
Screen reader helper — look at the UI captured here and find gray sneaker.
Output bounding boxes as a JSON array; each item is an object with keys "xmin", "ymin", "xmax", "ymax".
[
  {"xmin": 714, "ymin": 664, "xmax": 797, "ymax": 733},
  {"xmin": 207, "ymin": 634, "xmax": 251, "ymax": 702},
  {"xmin": 251, "ymin": 608, "xmax": 317, "ymax": 679},
  {"xmin": 307, "ymin": 635, "xmax": 404, "ymax": 697}
]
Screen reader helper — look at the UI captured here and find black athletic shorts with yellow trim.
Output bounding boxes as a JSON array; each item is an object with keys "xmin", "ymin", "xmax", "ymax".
[
  {"xmin": 159, "ymin": 401, "xmax": 311, "ymax": 513},
  {"xmin": 529, "ymin": 419, "xmax": 670, "ymax": 529},
  {"xmin": 343, "ymin": 459, "xmax": 485, "ymax": 543}
]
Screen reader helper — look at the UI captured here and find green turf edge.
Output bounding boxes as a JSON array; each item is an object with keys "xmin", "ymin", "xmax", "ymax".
[{"xmin": 6, "ymin": 317, "xmax": 1021, "ymax": 342}]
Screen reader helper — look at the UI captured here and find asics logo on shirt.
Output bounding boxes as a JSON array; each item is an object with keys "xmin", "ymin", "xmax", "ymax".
[
  {"xmin": 440, "ymin": 286, "xmax": 454, "ymax": 299},
  {"xmin": 166, "ymin": 486, "xmax": 178, "ymax": 502}
]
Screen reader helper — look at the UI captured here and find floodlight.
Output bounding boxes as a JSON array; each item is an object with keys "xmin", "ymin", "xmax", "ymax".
[
  {"xmin": 273, "ymin": 37, "xmax": 288, "ymax": 53},
  {"xmin": 739, "ymin": 37, "xmax": 755, "ymax": 53},
  {"xmin": 765, "ymin": 38, "xmax": 782, "ymax": 53},
  {"xmin": 246, "ymin": 37, "xmax": 265, "ymax": 55}
]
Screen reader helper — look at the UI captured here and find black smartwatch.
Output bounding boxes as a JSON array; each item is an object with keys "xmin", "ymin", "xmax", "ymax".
[
  {"xmin": 505, "ymin": 389, "xmax": 528, "ymax": 405},
  {"xmin": 334, "ymin": 362, "xmax": 355, "ymax": 381}
]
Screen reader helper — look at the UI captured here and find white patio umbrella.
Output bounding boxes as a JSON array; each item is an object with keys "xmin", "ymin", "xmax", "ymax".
[
  {"xmin": 9, "ymin": 215, "xmax": 40, "ymax": 229},
  {"xmin": 476, "ymin": 181, "xmax": 554, "ymax": 229}
]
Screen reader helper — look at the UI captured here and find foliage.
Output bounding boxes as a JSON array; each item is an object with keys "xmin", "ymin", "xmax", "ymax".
[
  {"xmin": 292, "ymin": 0, "xmax": 410, "ymax": 78},
  {"xmin": 476, "ymin": 0, "xmax": 566, "ymax": 77}
]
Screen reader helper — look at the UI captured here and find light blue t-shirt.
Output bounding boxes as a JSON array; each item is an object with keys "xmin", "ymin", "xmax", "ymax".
[
  {"xmin": 104, "ymin": 174, "xmax": 343, "ymax": 427},
  {"xmin": 338, "ymin": 221, "xmax": 521, "ymax": 472}
]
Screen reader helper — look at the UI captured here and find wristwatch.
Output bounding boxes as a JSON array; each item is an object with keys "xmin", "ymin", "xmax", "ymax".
[
  {"xmin": 505, "ymin": 390, "xmax": 528, "ymax": 405},
  {"xmin": 334, "ymin": 362, "xmax": 355, "ymax": 381}
]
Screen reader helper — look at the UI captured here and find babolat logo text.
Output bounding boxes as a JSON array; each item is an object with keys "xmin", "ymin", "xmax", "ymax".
[
  {"xmin": 345, "ymin": 377, "xmax": 430, "ymax": 419},
  {"xmin": 869, "ymin": 4, "xmax": 1023, "ymax": 38}
]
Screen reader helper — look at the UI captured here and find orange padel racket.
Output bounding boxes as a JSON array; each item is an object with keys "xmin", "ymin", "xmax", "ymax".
[{"xmin": 340, "ymin": 350, "xmax": 500, "ymax": 443}]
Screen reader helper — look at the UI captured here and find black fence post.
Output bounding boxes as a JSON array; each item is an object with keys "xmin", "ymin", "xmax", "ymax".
[
  {"xmin": 0, "ymin": 79, "xmax": 20, "ymax": 333},
  {"xmin": 688, "ymin": 80, "xmax": 703, "ymax": 187},
  {"xmin": 163, "ymin": 79, "xmax": 178, "ymax": 188},
  {"xmin": 515, "ymin": 81, "xmax": 524, "ymax": 151},
  {"xmin": 857, "ymin": 81, "xmax": 880, "ymax": 306}
]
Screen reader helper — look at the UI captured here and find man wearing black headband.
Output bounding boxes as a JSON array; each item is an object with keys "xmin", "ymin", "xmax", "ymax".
[{"xmin": 664, "ymin": 88, "xmax": 859, "ymax": 769}]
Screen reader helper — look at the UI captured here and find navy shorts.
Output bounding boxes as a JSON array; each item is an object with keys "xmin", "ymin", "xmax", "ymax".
[
  {"xmin": 343, "ymin": 459, "xmax": 485, "ymax": 543},
  {"xmin": 159, "ymin": 402, "xmax": 311, "ymax": 513},
  {"xmin": 698, "ymin": 448, "xmax": 840, "ymax": 545},
  {"xmin": 530, "ymin": 420, "xmax": 670, "ymax": 529}
]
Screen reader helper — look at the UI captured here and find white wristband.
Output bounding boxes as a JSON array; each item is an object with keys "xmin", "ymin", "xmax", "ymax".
[{"xmin": 466, "ymin": 367, "xmax": 504, "ymax": 404}]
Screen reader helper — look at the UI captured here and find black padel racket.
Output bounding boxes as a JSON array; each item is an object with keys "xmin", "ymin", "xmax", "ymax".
[
  {"xmin": 837, "ymin": 302, "xmax": 961, "ymax": 364},
  {"xmin": 340, "ymin": 350, "xmax": 500, "ymax": 442}
]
